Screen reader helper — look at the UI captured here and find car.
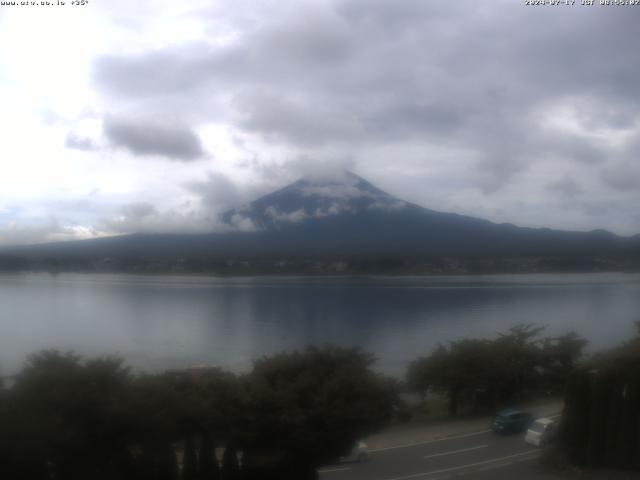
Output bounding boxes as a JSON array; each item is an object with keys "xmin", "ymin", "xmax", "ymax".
[
  {"xmin": 491, "ymin": 409, "xmax": 535, "ymax": 434},
  {"xmin": 339, "ymin": 441, "xmax": 370, "ymax": 463},
  {"xmin": 525, "ymin": 417, "xmax": 558, "ymax": 447}
]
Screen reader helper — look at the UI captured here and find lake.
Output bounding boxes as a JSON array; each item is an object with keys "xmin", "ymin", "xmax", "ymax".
[{"xmin": 1, "ymin": 272, "xmax": 638, "ymax": 377}]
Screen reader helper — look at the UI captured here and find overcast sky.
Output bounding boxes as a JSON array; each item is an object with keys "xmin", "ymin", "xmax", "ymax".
[{"xmin": 0, "ymin": 0, "xmax": 639, "ymax": 245}]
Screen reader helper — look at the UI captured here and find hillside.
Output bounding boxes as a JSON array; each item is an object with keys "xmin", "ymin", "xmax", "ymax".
[{"xmin": 1, "ymin": 172, "xmax": 639, "ymax": 273}]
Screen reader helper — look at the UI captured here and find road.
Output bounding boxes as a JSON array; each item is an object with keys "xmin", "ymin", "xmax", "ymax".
[{"xmin": 319, "ymin": 408, "xmax": 564, "ymax": 480}]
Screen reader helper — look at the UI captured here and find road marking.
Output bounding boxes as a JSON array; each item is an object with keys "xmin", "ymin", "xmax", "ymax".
[
  {"xmin": 474, "ymin": 453, "xmax": 539, "ymax": 473},
  {"xmin": 318, "ymin": 467, "xmax": 352, "ymax": 473},
  {"xmin": 423, "ymin": 444, "xmax": 488, "ymax": 459},
  {"xmin": 380, "ymin": 450, "xmax": 540, "ymax": 480},
  {"xmin": 369, "ymin": 430, "xmax": 491, "ymax": 453},
  {"xmin": 475, "ymin": 461, "xmax": 514, "ymax": 472},
  {"xmin": 369, "ymin": 410, "xmax": 562, "ymax": 454}
]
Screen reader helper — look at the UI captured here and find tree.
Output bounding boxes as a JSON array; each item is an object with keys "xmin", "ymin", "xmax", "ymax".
[
  {"xmin": 0, "ymin": 374, "xmax": 17, "ymax": 477},
  {"xmin": 240, "ymin": 346, "xmax": 395, "ymax": 477},
  {"xmin": 182, "ymin": 437, "xmax": 198, "ymax": 480},
  {"xmin": 559, "ymin": 323, "xmax": 640, "ymax": 470},
  {"xmin": 407, "ymin": 325, "xmax": 584, "ymax": 416},
  {"xmin": 407, "ymin": 344, "xmax": 448, "ymax": 401},
  {"xmin": 128, "ymin": 373, "xmax": 185, "ymax": 479},
  {"xmin": 198, "ymin": 432, "xmax": 217, "ymax": 479},
  {"xmin": 221, "ymin": 447, "xmax": 241, "ymax": 480},
  {"xmin": 540, "ymin": 331, "xmax": 588, "ymax": 393},
  {"xmin": 493, "ymin": 324, "xmax": 546, "ymax": 401},
  {"xmin": 2, "ymin": 346, "xmax": 396, "ymax": 479},
  {"xmin": 589, "ymin": 320, "xmax": 640, "ymax": 373},
  {"xmin": 408, "ymin": 339, "xmax": 507, "ymax": 415},
  {"xmin": 8, "ymin": 351, "xmax": 135, "ymax": 479}
]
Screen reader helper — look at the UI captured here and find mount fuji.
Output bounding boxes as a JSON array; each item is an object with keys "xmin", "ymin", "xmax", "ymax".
[
  {"xmin": 2, "ymin": 172, "xmax": 639, "ymax": 264},
  {"xmin": 213, "ymin": 171, "xmax": 633, "ymax": 257}
]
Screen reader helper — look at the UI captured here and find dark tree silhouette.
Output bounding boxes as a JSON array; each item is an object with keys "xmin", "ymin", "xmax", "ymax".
[
  {"xmin": 407, "ymin": 325, "xmax": 588, "ymax": 415},
  {"xmin": 240, "ymin": 346, "xmax": 395, "ymax": 477}
]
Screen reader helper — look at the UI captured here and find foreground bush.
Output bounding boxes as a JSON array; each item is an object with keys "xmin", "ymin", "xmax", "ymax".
[
  {"xmin": 407, "ymin": 324, "xmax": 587, "ymax": 415},
  {"xmin": 559, "ymin": 323, "xmax": 640, "ymax": 471},
  {"xmin": 0, "ymin": 346, "xmax": 396, "ymax": 479}
]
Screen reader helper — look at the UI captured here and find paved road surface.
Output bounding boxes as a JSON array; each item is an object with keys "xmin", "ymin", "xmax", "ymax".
[
  {"xmin": 318, "ymin": 401, "xmax": 637, "ymax": 480},
  {"xmin": 319, "ymin": 427, "xmax": 548, "ymax": 480},
  {"xmin": 319, "ymin": 405, "xmax": 565, "ymax": 480}
]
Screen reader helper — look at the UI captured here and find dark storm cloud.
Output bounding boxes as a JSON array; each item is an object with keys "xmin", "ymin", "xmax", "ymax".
[{"xmin": 104, "ymin": 117, "xmax": 205, "ymax": 161}]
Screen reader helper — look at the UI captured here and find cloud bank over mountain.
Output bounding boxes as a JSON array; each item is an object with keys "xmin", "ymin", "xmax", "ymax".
[{"xmin": 1, "ymin": 0, "xmax": 639, "ymax": 245}]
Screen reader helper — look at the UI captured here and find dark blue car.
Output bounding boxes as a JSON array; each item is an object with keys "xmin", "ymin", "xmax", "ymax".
[{"xmin": 491, "ymin": 409, "xmax": 534, "ymax": 434}]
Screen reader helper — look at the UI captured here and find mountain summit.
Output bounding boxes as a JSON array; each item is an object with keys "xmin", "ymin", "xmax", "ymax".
[
  {"xmin": 222, "ymin": 171, "xmax": 408, "ymax": 231},
  {"xmin": 211, "ymin": 172, "xmax": 633, "ymax": 258},
  {"xmin": 2, "ymin": 172, "xmax": 638, "ymax": 263}
]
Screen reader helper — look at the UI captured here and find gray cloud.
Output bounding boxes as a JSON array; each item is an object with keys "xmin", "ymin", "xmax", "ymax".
[
  {"xmin": 104, "ymin": 117, "xmax": 205, "ymax": 161},
  {"xmin": 95, "ymin": 46, "xmax": 215, "ymax": 99},
  {"xmin": 547, "ymin": 178, "xmax": 584, "ymax": 199},
  {"xmin": 100, "ymin": 201, "xmax": 208, "ymax": 235},
  {"xmin": 93, "ymin": 2, "xmax": 640, "ymax": 138},
  {"xmin": 0, "ymin": 219, "xmax": 96, "ymax": 247},
  {"xmin": 121, "ymin": 202, "xmax": 157, "ymax": 220},
  {"xmin": 601, "ymin": 162, "xmax": 640, "ymax": 192},
  {"xmin": 599, "ymin": 135, "xmax": 640, "ymax": 192},
  {"xmin": 257, "ymin": 7, "xmax": 359, "ymax": 66},
  {"xmin": 187, "ymin": 172, "xmax": 245, "ymax": 212},
  {"xmin": 65, "ymin": 133, "xmax": 98, "ymax": 151},
  {"xmin": 234, "ymin": 91, "xmax": 364, "ymax": 145},
  {"xmin": 88, "ymin": 0, "xmax": 640, "ymax": 234},
  {"xmin": 285, "ymin": 155, "xmax": 356, "ymax": 182}
]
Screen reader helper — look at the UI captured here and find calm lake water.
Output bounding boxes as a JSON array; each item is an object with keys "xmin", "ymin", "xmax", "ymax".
[{"xmin": 1, "ymin": 272, "xmax": 639, "ymax": 376}]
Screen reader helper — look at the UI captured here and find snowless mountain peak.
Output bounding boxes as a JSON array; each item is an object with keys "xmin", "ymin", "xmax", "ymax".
[
  {"xmin": 285, "ymin": 170, "xmax": 390, "ymax": 199},
  {"xmin": 222, "ymin": 171, "xmax": 406, "ymax": 230}
]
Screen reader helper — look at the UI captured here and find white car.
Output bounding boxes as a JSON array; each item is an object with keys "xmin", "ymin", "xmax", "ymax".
[
  {"xmin": 340, "ymin": 441, "xmax": 370, "ymax": 463},
  {"xmin": 524, "ymin": 418, "xmax": 558, "ymax": 447}
]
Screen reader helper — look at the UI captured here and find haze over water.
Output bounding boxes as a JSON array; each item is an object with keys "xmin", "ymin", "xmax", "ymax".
[{"xmin": 1, "ymin": 272, "xmax": 639, "ymax": 377}]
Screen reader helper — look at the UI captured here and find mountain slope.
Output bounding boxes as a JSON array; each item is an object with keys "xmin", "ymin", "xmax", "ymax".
[
  {"xmin": 2, "ymin": 172, "xmax": 639, "ymax": 260},
  {"xmin": 215, "ymin": 171, "xmax": 631, "ymax": 257}
]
